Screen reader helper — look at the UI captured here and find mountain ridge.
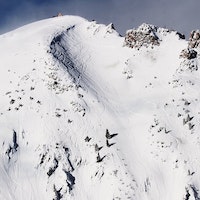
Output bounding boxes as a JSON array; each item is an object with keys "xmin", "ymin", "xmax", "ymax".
[{"xmin": 0, "ymin": 15, "xmax": 200, "ymax": 200}]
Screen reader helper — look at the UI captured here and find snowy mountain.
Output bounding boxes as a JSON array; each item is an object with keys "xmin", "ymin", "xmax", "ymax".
[{"xmin": 0, "ymin": 15, "xmax": 200, "ymax": 200}]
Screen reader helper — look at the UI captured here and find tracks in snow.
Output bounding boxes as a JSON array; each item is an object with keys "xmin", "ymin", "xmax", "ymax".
[{"xmin": 49, "ymin": 25, "xmax": 108, "ymax": 105}]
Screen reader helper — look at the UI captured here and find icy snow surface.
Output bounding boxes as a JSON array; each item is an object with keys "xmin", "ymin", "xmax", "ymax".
[{"xmin": 0, "ymin": 15, "xmax": 200, "ymax": 199}]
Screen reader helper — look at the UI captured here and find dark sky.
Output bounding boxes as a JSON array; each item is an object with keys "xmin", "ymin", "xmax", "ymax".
[{"xmin": 1, "ymin": 0, "xmax": 200, "ymax": 37}]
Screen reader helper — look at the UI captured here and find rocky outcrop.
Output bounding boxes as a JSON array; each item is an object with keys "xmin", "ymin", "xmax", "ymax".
[
  {"xmin": 178, "ymin": 30, "xmax": 200, "ymax": 73},
  {"xmin": 189, "ymin": 30, "xmax": 200, "ymax": 48},
  {"xmin": 124, "ymin": 24, "xmax": 160, "ymax": 49},
  {"xmin": 180, "ymin": 48, "xmax": 197, "ymax": 60},
  {"xmin": 124, "ymin": 23, "xmax": 185, "ymax": 50}
]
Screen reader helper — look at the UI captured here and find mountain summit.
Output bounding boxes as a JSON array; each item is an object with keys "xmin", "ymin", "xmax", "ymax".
[{"xmin": 0, "ymin": 15, "xmax": 200, "ymax": 200}]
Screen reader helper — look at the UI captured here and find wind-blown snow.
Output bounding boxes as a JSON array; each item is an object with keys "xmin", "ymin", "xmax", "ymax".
[{"xmin": 0, "ymin": 15, "xmax": 200, "ymax": 200}]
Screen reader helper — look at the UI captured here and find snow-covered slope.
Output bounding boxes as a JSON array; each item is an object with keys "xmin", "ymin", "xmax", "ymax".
[{"xmin": 0, "ymin": 15, "xmax": 200, "ymax": 200}]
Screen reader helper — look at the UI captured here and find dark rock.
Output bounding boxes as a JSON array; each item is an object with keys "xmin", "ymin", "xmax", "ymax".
[
  {"xmin": 53, "ymin": 185, "xmax": 63, "ymax": 200},
  {"xmin": 96, "ymin": 152, "xmax": 106, "ymax": 163},
  {"xmin": 13, "ymin": 130, "xmax": 18, "ymax": 151},
  {"xmin": 64, "ymin": 170, "xmax": 75, "ymax": 192},
  {"xmin": 95, "ymin": 144, "xmax": 103, "ymax": 152},
  {"xmin": 189, "ymin": 30, "xmax": 200, "ymax": 48},
  {"xmin": 84, "ymin": 136, "xmax": 91, "ymax": 142},
  {"xmin": 176, "ymin": 32, "xmax": 185, "ymax": 39},
  {"xmin": 105, "ymin": 129, "xmax": 118, "ymax": 139},
  {"xmin": 106, "ymin": 139, "xmax": 115, "ymax": 147},
  {"xmin": 124, "ymin": 23, "xmax": 162, "ymax": 49},
  {"xmin": 47, "ymin": 157, "xmax": 59, "ymax": 177},
  {"xmin": 180, "ymin": 49, "xmax": 197, "ymax": 60},
  {"xmin": 10, "ymin": 99, "xmax": 15, "ymax": 104}
]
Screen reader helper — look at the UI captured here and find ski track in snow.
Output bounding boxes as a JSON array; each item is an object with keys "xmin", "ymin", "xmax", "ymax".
[{"xmin": 50, "ymin": 24, "xmax": 111, "ymax": 113}]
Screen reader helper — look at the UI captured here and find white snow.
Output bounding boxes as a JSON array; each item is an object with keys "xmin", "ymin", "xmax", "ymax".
[{"xmin": 0, "ymin": 15, "xmax": 199, "ymax": 200}]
